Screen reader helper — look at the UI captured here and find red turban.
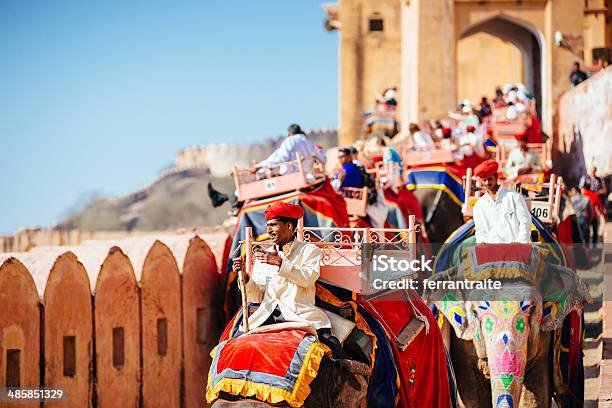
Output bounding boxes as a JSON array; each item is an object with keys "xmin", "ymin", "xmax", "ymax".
[
  {"xmin": 466, "ymin": 125, "xmax": 476, "ymax": 133},
  {"xmin": 473, "ymin": 159, "xmax": 499, "ymax": 178},
  {"xmin": 442, "ymin": 127, "xmax": 452, "ymax": 137},
  {"xmin": 514, "ymin": 132, "xmax": 528, "ymax": 141},
  {"xmin": 265, "ymin": 201, "xmax": 304, "ymax": 221}
]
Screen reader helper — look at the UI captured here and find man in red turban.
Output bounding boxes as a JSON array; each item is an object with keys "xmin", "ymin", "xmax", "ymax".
[
  {"xmin": 504, "ymin": 133, "xmax": 542, "ymax": 178},
  {"xmin": 472, "ymin": 159, "xmax": 531, "ymax": 243},
  {"xmin": 232, "ymin": 201, "xmax": 343, "ymax": 358}
]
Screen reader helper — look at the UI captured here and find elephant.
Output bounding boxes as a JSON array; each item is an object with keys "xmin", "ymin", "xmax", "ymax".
[
  {"xmin": 211, "ymin": 357, "xmax": 370, "ymax": 408},
  {"xmin": 412, "ymin": 188, "xmax": 464, "ymax": 244},
  {"xmin": 427, "ymin": 241, "xmax": 590, "ymax": 408},
  {"xmin": 442, "ymin": 294, "xmax": 553, "ymax": 408}
]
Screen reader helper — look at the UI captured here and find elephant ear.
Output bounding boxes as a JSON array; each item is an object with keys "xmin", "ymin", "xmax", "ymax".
[
  {"xmin": 540, "ymin": 264, "xmax": 592, "ymax": 331},
  {"xmin": 527, "ymin": 299, "xmax": 543, "ymax": 361},
  {"xmin": 433, "ymin": 295, "xmax": 474, "ymax": 340},
  {"xmin": 425, "ymin": 267, "xmax": 475, "ymax": 340}
]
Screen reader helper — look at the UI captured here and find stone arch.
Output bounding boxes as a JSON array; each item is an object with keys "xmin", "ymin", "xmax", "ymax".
[{"xmin": 458, "ymin": 14, "xmax": 548, "ymax": 123}]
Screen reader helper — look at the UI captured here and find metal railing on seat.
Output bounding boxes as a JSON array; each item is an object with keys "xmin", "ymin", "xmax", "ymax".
[
  {"xmin": 241, "ymin": 215, "xmax": 418, "ymax": 294},
  {"xmin": 402, "ymin": 143, "xmax": 455, "ymax": 167},
  {"xmin": 461, "ymin": 168, "xmax": 563, "ymax": 225},
  {"xmin": 233, "ymin": 153, "xmax": 325, "ymax": 202},
  {"xmin": 495, "ymin": 140, "xmax": 552, "ymax": 171}
]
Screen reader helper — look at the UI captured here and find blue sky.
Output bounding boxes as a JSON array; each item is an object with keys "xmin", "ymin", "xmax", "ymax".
[{"xmin": 0, "ymin": 1, "xmax": 338, "ymax": 234}]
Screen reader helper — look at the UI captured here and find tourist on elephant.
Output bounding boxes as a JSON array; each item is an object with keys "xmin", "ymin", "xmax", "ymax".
[
  {"xmin": 232, "ymin": 201, "xmax": 343, "ymax": 358},
  {"xmin": 254, "ymin": 123, "xmax": 326, "ymax": 175},
  {"xmin": 458, "ymin": 124, "xmax": 485, "ymax": 157},
  {"xmin": 479, "ymin": 96, "xmax": 492, "ymax": 117},
  {"xmin": 472, "ymin": 159, "xmax": 532, "ymax": 244},
  {"xmin": 437, "ymin": 127, "xmax": 455, "ymax": 150},
  {"xmin": 504, "ymin": 133, "xmax": 542, "ymax": 179},
  {"xmin": 207, "ymin": 123, "xmax": 325, "ymax": 210},
  {"xmin": 331, "ymin": 147, "xmax": 364, "ymax": 191},
  {"xmin": 409, "ymin": 122, "xmax": 435, "ymax": 150},
  {"xmin": 348, "ymin": 145, "xmax": 364, "ymax": 167},
  {"xmin": 493, "ymin": 85, "xmax": 506, "ymax": 107}
]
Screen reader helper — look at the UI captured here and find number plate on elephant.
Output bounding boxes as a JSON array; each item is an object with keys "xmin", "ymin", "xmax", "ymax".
[
  {"xmin": 264, "ymin": 180, "xmax": 277, "ymax": 191},
  {"xmin": 529, "ymin": 201, "xmax": 550, "ymax": 221}
]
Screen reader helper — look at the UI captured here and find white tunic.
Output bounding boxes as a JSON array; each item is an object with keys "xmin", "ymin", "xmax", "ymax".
[
  {"xmin": 257, "ymin": 134, "xmax": 326, "ymax": 174},
  {"xmin": 244, "ymin": 240, "xmax": 331, "ymax": 331},
  {"xmin": 413, "ymin": 131, "xmax": 435, "ymax": 149},
  {"xmin": 473, "ymin": 186, "xmax": 532, "ymax": 244},
  {"xmin": 504, "ymin": 148, "xmax": 541, "ymax": 179}
]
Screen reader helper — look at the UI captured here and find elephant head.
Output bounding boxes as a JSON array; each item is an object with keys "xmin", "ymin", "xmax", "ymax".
[
  {"xmin": 438, "ymin": 285, "xmax": 543, "ymax": 408},
  {"xmin": 429, "ymin": 244, "xmax": 591, "ymax": 407}
]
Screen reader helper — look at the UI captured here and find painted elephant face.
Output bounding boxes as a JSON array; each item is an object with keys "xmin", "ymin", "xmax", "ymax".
[
  {"xmin": 472, "ymin": 298, "xmax": 542, "ymax": 408},
  {"xmin": 435, "ymin": 283, "xmax": 543, "ymax": 408}
]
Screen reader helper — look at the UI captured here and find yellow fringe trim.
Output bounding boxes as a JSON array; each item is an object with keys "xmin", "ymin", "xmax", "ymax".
[
  {"xmin": 206, "ymin": 340, "xmax": 330, "ymax": 407},
  {"xmin": 461, "ymin": 246, "xmax": 548, "ymax": 284}
]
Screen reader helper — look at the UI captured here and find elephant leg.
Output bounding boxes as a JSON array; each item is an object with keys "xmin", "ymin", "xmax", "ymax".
[
  {"xmin": 450, "ymin": 331, "xmax": 492, "ymax": 407},
  {"xmin": 519, "ymin": 332, "xmax": 553, "ymax": 408}
]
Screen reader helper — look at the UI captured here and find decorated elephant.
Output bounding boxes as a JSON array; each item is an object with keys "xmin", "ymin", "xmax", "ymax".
[
  {"xmin": 427, "ymin": 234, "xmax": 590, "ymax": 407},
  {"xmin": 207, "ymin": 285, "xmax": 453, "ymax": 408},
  {"xmin": 412, "ymin": 187, "xmax": 463, "ymax": 244}
]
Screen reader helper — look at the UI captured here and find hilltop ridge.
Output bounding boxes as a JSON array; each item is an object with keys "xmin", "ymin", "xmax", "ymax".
[{"xmin": 58, "ymin": 129, "xmax": 338, "ymax": 231}]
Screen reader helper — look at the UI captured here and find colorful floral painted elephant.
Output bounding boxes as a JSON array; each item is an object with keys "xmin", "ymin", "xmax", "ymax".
[{"xmin": 428, "ymin": 244, "xmax": 590, "ymax": 407}]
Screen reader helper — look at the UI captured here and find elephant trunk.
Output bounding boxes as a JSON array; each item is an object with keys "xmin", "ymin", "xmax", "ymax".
[
  {"xmin": 486, "ymin": 339, "xmax": 528, "ymax": 408},
  {"xmin": 479, "ymin": 300, "xmax": 537, "ymax": 408}
]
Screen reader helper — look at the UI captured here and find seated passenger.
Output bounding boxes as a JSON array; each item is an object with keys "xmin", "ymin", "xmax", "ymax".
[
  {"xmin": 363, "ymin": 104, "xmax": 400, "ymax": 139},
  {"xmin": 438, "ymin": 127, "xmax": 455, "ymax": 150},
  {"xmin": 332, "ymin": 147, "xmax": 365, "ymax": 191},
  {"xmin": 254, "ymin": 124, "xmax": 326, "ymax": 176},
  {"xmin": 504, "ymin": 133, "xmax": 542, "ymax": 179},
  {"xmin": 207, "ymin": 123, "xmax": 324, "ymax": 209},
  {"xmin": 409, "ymin": 123, "xmax": 435, "ymax": 150},
  {"xmin": 232, "ymin": 201, "xmax": 343, "ymax": 358}
]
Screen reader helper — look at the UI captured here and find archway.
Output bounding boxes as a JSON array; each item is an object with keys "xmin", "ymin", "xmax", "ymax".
[{"xmin": 457, "ymin": 15, "xmax": 545, "ymax": 119}]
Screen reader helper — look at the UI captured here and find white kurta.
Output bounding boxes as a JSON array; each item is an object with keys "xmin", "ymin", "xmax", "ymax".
[
  {"xmin": 244, "ymin": 240, "xmax": 331, "ymax": 331},
  {"xmin": 504, "ymin": 148, "xmax": 541, "ymax": 178},
  {"xmin": 473, "ymin": 186, "xmax": 532, "ymax": 244},
  {"xmin": 257, "ymin": 134, "xmax": 326, "ymax": 174},
  {"xmin": 413, "ymin": 131, "xmax": 435, "ymax": 149}
]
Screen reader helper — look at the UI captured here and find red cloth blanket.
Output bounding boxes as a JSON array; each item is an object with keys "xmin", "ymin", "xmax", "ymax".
[
  {"xmin": 359, "ymin": 291, "xmax": 451, "ymax": 408},
  {"xmin": 206, "ymin": 330, "xmax": 329, "ymax": 407}
]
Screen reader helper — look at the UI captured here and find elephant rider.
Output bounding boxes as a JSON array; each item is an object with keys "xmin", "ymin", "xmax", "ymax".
[
  {"xmin": 331, "ymin": 147, "xmax": 365, "ymax": 191},
  {"xmin": 472, "ymin": 159, "xmax": 532, "ymax": 244},
  {"xmin": 504, "ymin": 133, "xmax": 542, "ymax": 179},
  {"xmin": 232, "ymin": 201, "xmax": 343, "ymax": 359},
  {"xmin": 207, "ymin": 123, "xmax": 326, "ymax": 211}
]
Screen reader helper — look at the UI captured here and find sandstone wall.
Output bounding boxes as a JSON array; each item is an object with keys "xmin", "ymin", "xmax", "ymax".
[{"xmin": 555, "ymin": 66, "xmax": 612, "ymax": 185}]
